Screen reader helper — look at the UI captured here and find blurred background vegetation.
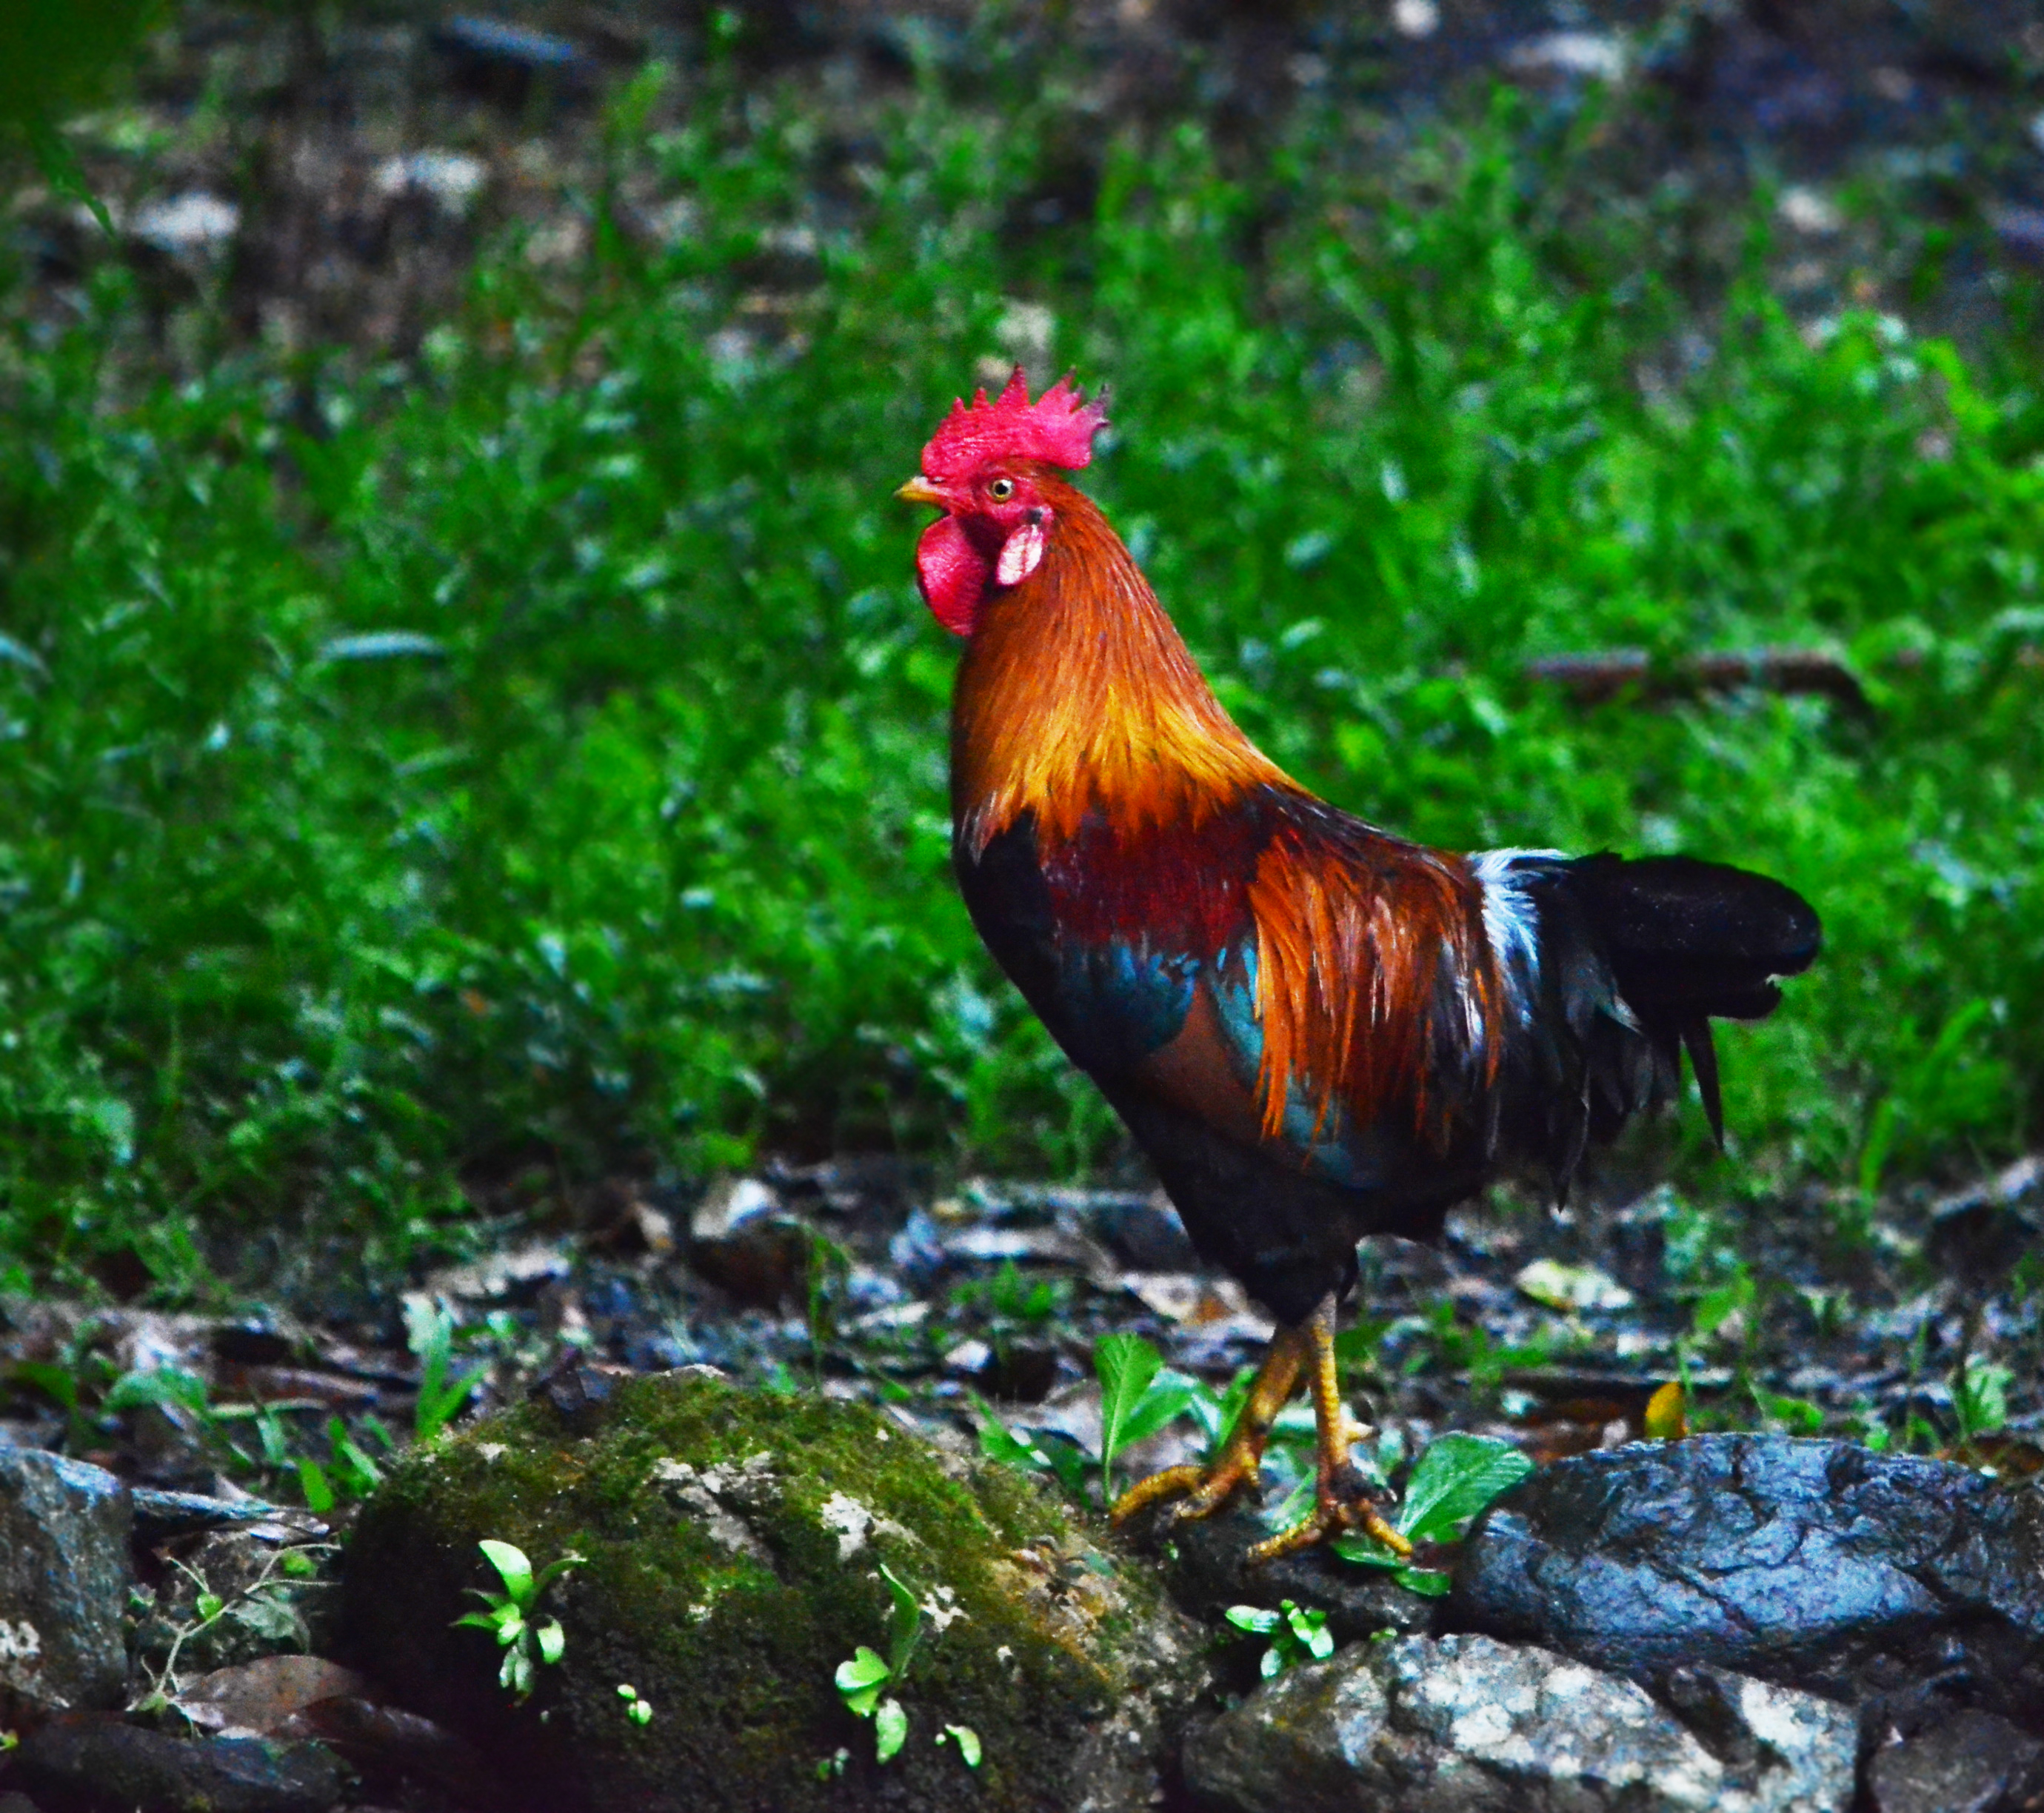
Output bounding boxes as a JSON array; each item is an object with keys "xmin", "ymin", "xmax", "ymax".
[{"xmin": 1, "ymin": 0, "xmax": 2040, "ymax": 1300}]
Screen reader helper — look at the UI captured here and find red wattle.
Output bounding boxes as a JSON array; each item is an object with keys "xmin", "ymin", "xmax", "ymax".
[{"xmin": 915, "ymin": 515, "xmax": 991, "ymax": 638}]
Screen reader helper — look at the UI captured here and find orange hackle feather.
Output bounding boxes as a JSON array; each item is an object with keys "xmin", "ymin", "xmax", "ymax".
[{"xmin": 954, "ymin": 471, "xmax": 1503, "ymax": 1150}]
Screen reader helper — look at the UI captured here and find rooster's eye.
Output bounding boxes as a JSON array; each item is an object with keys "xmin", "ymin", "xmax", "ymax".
[{"xmin": 987, "ymin": 478, "xmax": 1016, "ymax": 501}]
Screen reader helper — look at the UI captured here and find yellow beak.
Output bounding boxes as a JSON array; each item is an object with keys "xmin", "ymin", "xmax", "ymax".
[{"xmin": 895, "ymin": 475, "xmax": 946, "ymax": 509}]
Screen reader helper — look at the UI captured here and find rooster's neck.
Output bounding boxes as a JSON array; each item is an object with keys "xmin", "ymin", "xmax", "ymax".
[{"xmin": 950, "ymin": 487, "xmax": 1289, "ymax": 857}]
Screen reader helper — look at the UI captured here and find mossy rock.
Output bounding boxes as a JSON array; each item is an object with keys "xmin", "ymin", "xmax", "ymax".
[{"xmin": 341, "ymin": 1367, "xmax": 1206, "ymax": 1812}]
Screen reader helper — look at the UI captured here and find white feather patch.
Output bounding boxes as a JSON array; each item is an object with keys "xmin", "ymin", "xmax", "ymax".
[{"xmin": 995, "ymin": 521, "xmax": 1046, "ymax": 587}]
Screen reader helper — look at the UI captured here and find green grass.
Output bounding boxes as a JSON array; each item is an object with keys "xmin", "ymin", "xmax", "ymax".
[{"xmin": 1, "ymin": 64, "xmax": 2040, "ymax": 1293}]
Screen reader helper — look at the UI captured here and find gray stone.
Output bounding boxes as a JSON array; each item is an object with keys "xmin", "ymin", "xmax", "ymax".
[
  {"xmin": 10, "ymin": 1717, "xmax": 345, "ymax": 1813},
  {"xmin": 1866, "ymin": 1706, "xmax": 2044, "ymax": 1813},
  {"xmin": 1183, "ymin": 1633, "xmax": 1857, "ymax": 1813},
  {"xmin": 0, "ymin": 1447, "xmax": 133, "ymax": 1710},
  {"xmin": 1447, "ymin": 1436, "xmax": 2044, "ymax": 1726}
]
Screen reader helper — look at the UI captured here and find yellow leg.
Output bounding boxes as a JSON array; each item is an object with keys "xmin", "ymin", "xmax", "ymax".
[
  {"xmin": 1109, "ymin": 1319, "xmax": 1309, "ymax": 1526},
  {"xmin": 1248, "ymin": 1293, "xmax": 1410, "ymax": 1563}
]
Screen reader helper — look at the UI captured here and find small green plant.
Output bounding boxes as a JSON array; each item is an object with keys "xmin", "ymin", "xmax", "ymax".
[
  {"xmin": 134, "ymin": 1539, "xmax": 336, "ymax": 1705},
  {"xmin": 1335, "ymin": 1432, "xmax": 1533, "ymax": 1595},
  {"xmin": 453, "ymin": 1540, "xmax": 584, "ymax": 1701},
  {"xmin": 1094, "ymin": 1332, "xmax": 1199, "ymax": 1505},
  {"xmin": 833, "ymin": 1560, "xmax": 921, "ymax": 1765},
  {"xmin": 295, "ymin": 1414, "xmax": 393, "ymax": 1512},
  {"xmin": 936, "ymin": 1722, "xmax": 983, "ymax": 1766},
  {"xmin": 616, "ymin": 1683, "xmax": 654, "ymax": 1726},
  {"xmin": 805, "ymin": 1228, "xmax": 852, "ymax": 1377},
  {"xmin": 972, "ymin": 1394, "xmax": 1094, "ymax": 1497},
  {"xmin": 1750, "ymin": 1388, "xmax": 1825, "ymax": 1435},
  {"xmin": 405, "ymin": 1298, "xmax": 481, "ymax": 1442},
  {"xmin": 1956, "ymin": 1356, "xmax": 2013, "ymax": 1446},
  {"xmin": 1224, "ymin": 1599, "xmax": 1335, "ymax": 1677}
]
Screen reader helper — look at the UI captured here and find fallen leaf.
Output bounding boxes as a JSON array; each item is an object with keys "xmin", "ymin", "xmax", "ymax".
[{"xmin": 175, "ymin": 1655, "xmax": 369, "ymax": 1736}]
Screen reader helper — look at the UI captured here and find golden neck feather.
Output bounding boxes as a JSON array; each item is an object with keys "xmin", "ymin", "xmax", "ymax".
[{"xmin": 950, "ymin": 480, "xmax": 1289, "ymax": 855}]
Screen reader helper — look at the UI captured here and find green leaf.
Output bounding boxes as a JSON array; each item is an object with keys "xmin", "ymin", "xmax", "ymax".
[
  {"xmin": 1116, "ymin": 1369, "xmax": 1203, "ymax": 1449},
  {"xmin": 1283, "ymin": 1601, "xmax": 1333, "ymax": 1660},
  {"xmin": 1331, "ymin": 1532, "xmax": 1401, "ymax": 1572},
  {"xmin": 9, "ymin": 1361, "xmax": 78, "ymax": 1412},
  {"xmin": 1223, "ymin": 1604, "xmax": 1281, "ymax": 1635},
  {"xmin": 296, "ymin": 1458, "xmax": 335, "ymax": 1513},
  {"xmin": 1395, "ymin": 1434, "xmax": 1533, "ymax": 1546},
  {"xmin": 194, "ymin": 1592, "xmax": 224, "ymax": 1623},
  {"xmin": 1394, "ymin": 1566, "xmax": 1452, "ymax": 1597},
  {"xmin": 1753, "ymin": 1390, "xmax": 1825, "ymax": 1435},
  {"xmin": 530, "ymin": 1552, "xmax": 586, "ymax": 1597},
  {"xmin": 26, "ymin": 112, "xmax": 115, "ymax": 239},
  {"xmin": 535, "ymin": 1618, "xmax": 565, "ymax": 1666},
  {"xmin": 943, "ymin": 1724, "xmax": 983, "ymax": 1767},
  {"xmin": 1095, "ymin": 1332, "xmax": 1165, "ymax": 1500},
  {"xmin": 478, "ymin": 1540, "xmax": 535, "ymax": 1604},
  {"xmin": 1260, "ymin": 1643, "xmax": 1286, "ymax": 1679},
  {"xmin": 874, "ymin": 1697, "xmax": 908, "ymax": 1764},
  {"xmin": 1959, "ymin": 1358, "xmax": 2012, "ymax": 1438},
  {"xmin": 972, "ymin": 1394, "xmax": 1052, "ymax": 1472},
  {"xmin": 104, "ymin": 1365, "xmax": 208, "ymax": 1413},
  {"xmin": 835, "ymin": 1645, "xmax": 889, "ymax": 1717},
  {"xmin": 878, "ymin": 1561, "xmax": 924, "ymax": 1681}
]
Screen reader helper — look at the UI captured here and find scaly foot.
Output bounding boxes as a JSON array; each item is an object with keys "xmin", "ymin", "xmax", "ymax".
[
  {"xmin": 1108, "ymin": 1321, "xmax": 1308, "ymax": 1529},
  {"xmin": 1247, "ymin": 1293, "xmax": 1407, "ymax": 1566}
]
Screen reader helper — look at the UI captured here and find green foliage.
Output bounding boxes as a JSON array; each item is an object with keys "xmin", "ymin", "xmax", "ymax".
[
  {"xmin": 453, "ymin": 1538, "xmax": 584, "ymax": 1701},
  {"xmin": 405, "ymin": 1298, "xmax": 481, "ymax": 1443},
  {"xmin": 1956, "ymin": 1357, "xmax": 2014, "ymax": 1443},
  {"xmin": 0, "ymin": 64, "xmax": 2040, "ymax": 1278},
  {"xmin": 833, "ymin": 1559, "xmax": 922, "ymax": 1763},
  {"xmin": 1335, "ymin": 1432, "xmax": 1534, "ymax": 1595},
  {"xmin": 615, "ymin": 1682, "xmax": 654, "ymax": 1726},
  {"xmin": 1095, "ymin": 1332, "xmax": 1199, "ymax": 1504},
  {"xmin": 1224, "ymin": 1599, "xmax": 1335, "ymax": 1678}
]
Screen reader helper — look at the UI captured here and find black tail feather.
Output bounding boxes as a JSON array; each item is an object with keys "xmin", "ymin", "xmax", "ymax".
[
  {"xmin": 1680, "ymin": 1016, "xmax": 1724, "ymax": 1147},
  {"xmin": 1567, "ymin": 852, "xmax": 1818, "ymax": 1143}
]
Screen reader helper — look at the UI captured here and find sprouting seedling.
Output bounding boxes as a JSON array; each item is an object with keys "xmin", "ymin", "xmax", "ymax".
[
  {"xmin": 935, "ymin": 1723, "xmax": 983, "ymax": 1767},
  {"xmin": 616, "ymin": 1683, "xmax": 653, "ymax": 1726},
  {"xmin": 1225, "ymin": 1599, "xmax": 1334, "ymax": 1678},
  {"xmin": 454, "ymin": 1540, "xmax": 584, "ymax": 1701},
  {"xmin": 406, "ymin": 1297, "xmax": 481, "ymax": 1442},
  {"xmin": 1333, "ymin": 1431, "xmax": 1532, "ymax": 1596},
  {"xmin": 1095, "ymin": 1333, "xmax": 1198, "ymax": 1506},
  {"xmin": 832, "ymin": 1560, "xmax": 922, "ymax": 1764}
]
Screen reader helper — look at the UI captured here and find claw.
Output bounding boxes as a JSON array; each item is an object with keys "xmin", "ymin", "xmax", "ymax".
[
  {"xmin": 1108, "ymin": 1320, "xmax": 1307, "ymax": 1530},
  {"xmin": 1110, "ymin": 1291, "xmax": 1403, "ymax": 1566},
  {"xmin": 1249, "ymin": 1495, "xmax": 1409, "ymax": 1566}
]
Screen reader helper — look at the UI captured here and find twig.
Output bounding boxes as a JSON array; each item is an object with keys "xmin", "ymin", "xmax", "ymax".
[{"xmin": 1526, "ymin": 648, "xmax": 1871, "ymax": 713}]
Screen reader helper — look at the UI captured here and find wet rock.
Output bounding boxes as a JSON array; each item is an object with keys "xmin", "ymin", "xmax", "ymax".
[
  {"xmin": 1183, "ymin": 1633, "xmax": 1857, "ymax": 1813},
  {"xmin": 1447, "ymin": 1435, "xmax": 2044, "ymax": 1727},
  {"xmin": 10, "ymin": 1717, "xmax": 346, "ymax": 1813},
  {"xmin": 1866, "ymin": 1707, "xmax": 2044, "ymax": 1813},
  {"xmin": 1127, "ymin": 1496, "xmax": 1437, "ymax": 1649},
  {"xmin": 0, "ymin": 1449, "xmax": 132, "ymax": 1711},
  {"xmin": 688, "ymin": 1178, "xmax": 813, "ymax": 1308},
  {"xmin": 343, "ymin": 1369, "xmax": 1206, "ymax": 1812}
]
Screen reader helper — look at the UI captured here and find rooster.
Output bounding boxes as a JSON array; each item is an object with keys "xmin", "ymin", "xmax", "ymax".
[{"xmin": 898, "ymin": 371, "xmax": 1820, "ymax": 1560}]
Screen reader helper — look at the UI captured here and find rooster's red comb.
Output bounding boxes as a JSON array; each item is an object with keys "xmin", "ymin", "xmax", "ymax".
[{"xmin": 919, "ymin": 368, "xmax": 1109, "ymax": 483}]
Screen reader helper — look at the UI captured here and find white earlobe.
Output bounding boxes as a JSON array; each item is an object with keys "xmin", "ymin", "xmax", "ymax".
[{"xmin": 995, "ymin": 521, "xmax": 1046, "ymax": 587}]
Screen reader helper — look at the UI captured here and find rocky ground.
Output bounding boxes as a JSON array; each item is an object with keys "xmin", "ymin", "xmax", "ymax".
[{"xmin": 1, "ymin": 1149, "xmax": 2043, "ymax": 1809}]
